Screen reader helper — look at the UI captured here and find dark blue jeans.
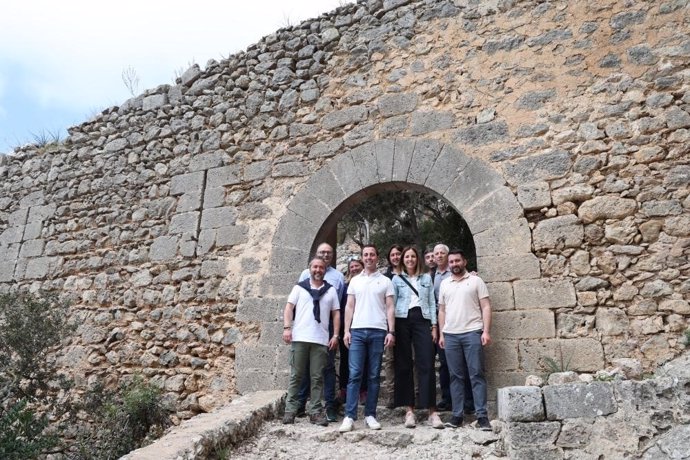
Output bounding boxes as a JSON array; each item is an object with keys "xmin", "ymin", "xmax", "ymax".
[
  {"xmin": 444, "ymin": 330, "xmax": 488, "ymax": 418},
  {"xmin": 345, "ymin": 328, "xmax": 386, "ymax": 420},
  {"xmin": 297, "ymin": 347, "xmax": 337, "ymax": 410}
]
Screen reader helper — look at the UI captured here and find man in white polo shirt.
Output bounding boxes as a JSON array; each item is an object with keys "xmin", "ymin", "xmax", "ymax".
[
  {"xmin": 339, "ymin": 244, "xmax": 395, "ymax": 432},
  {"xmin": 282, "ymin": 257, "xmax": 340, "ymax": 426},
  {"xmin": 438, "ymin": 249, "xmax": 492, "ymax": 431}
]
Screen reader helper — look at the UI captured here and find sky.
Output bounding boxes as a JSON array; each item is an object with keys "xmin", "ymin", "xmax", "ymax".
[{"xmin": 0, "ymin": 0, "xmax": 353, "ymax": 154}]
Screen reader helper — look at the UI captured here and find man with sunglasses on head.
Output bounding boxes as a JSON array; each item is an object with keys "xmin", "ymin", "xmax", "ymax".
[{"xmin": 296, "ymin": 243, "xmax": 345, "ymax": 422}]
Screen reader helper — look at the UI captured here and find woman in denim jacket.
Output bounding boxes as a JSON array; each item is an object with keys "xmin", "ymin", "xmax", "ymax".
[{"xmin": 392, "ymin": 246, "xmax": 444, "ymax": 429}]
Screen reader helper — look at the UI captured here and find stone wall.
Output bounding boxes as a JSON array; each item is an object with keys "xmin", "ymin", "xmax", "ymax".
[
  {"xmin": 497, "ymin": 375, "xmax": 690, "ymax": 458},
  {"xmin": 0, "ymin": 0, "xmax": 689, "ymax": 417}
]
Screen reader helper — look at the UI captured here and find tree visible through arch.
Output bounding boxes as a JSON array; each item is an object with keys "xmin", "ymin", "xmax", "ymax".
[{"xmin": 337, "ymin": 189, "xmax": 477, "ymax": 271}]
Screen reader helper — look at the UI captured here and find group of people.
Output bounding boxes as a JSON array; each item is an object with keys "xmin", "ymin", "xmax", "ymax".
[{"xmin": 280, "ymin": 242, "xmax": 493, "ymax": 432}]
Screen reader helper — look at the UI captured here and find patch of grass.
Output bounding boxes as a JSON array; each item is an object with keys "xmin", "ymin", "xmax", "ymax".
[
  {"xmin": 29, "ymin": 129, "xmax": 62, "ymax": 149},
  {"xmin": 540, "ymin": 346, "xmax": 573, "ymax": 378}
]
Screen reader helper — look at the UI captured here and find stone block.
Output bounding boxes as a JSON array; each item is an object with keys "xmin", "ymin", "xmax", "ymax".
[
  {"xmin": 23, "ymin": 221, "xmax": 42, "ymax": 240},
  {"xmin": 486, "ymin": 282, "xmax": 514, "ymax": 311},
  {"xmin": 237, "ymin": 297, "xmax": 285, "ymax": 322},
  {"xmin": 378, "ymin": 93, "xmax": 418, "ymax": 117},
  {"xmin": 543, "ymin": 382, "xmax": 616, "ymax": 420},
  {"xmin": 454, "ymin": 120, "xmax": 509, "ymax": 145},
  {"xmin": 507, "ymin": 446, "xmax": 564, "ymax": 460},
  {"xmin": 349, "ymin": 142, "xmax": 379, "ymax": 189},
  {"xmin": 517, "ymin": 182, "xmax": 551, "ymax": 210},
  {"xmin": 519, "ymin": 338, "xmax": 605, "ymax": 373},
  {"xmin": 23, "ymin": 256, "xmax": 56, "ymax": 280},
  {"xmin": 488, "ymin": 371, "xmax": 532, "ymax": 399},
  {"xmin": 513, "ymin": 279, "xmax": 576, "ymax": 309},
  {"xmin": 216, "ymin": 225, "xmax": 248, "ymax": 247},
  {"xmin": 170, "ymin": 171, "xmax": 205, "ymax": 196},
  {"xmin": 270, "ymin": 246, "xmax": 308, "ymax": 275},
  {"xmin": 200, "ymin": 260, "xmax": 229, "ymax": 278},
  {"xmin": 595, "ymin": 307, "xmax": 629, "ymax": 335},
  {"xmin": 0, "ymin": 226, "xmax": 24, "ymax": 245},
  {"xmin": 308, "ymin": 138, "xmax": 343, "ymax": 159},
  {"xmin": 273, "ymin": 161, "xmax": 308, "ymax": 178},
  {"xmin": 19, "ymin": 191, "xmax": 45, "ymax": 208},
  {"xmin": 207, "ymin": 165, "xmax": 241, "ymax": 187},
  {"xmin": 8, "ymin": 208, "xmax": 28, "ymax": 226},
  {"xmin": 169, "ymin": 212, "xmax": 199, "ymax": 235},
  {"xmin": 497, "ymin": 386, "xmax": 545, "ymax": 422},
  {"xmin": 327, "ymin": 152, "xmax": 363, "ymax": 198},
  {"xmin": 493, "ymin": 310, "xmax": 555, "ymax": 339},
  {"xmin": 19, "ymin": 239, "xmax": 44, "ymax": 258},
  {"xmin": 201, "ymin": 207, "xmax": 237, "ymax": 229},
  {"xmin": 322, "ymin": 106, "xmax": 367, "ymax": 130},
  {"xmin": 190, "ymin": 151, "xmax": 226, "ymax": 172},
  {"xmin": 391, "ymin": 139, "xmax": 415, "ymax": 182},
  {"xmin": 503, "ymin": 150, "xmax": 572, "ymax": 186},
  {"xmin": 556, "ymin": 419, "xmax": 592, "ymax": 448},
  {"xmin": 272, "ymin": 210, "xmax": 314, "ymax": 251},
  {"xmin": 506, "ymin": 421, "xmax": 560, "ymax": 447},
  {"xmin": 287, "ymin": 189, "xmax": 331, "ymax": 227},
  {"xmin": 407, "ymin": 138, "xmax": 443, "ymax": 186},
  {"xmin": 445, "ymin": 159, "xmax": 507, "ymax": 214},
  {"xmin": 177, "ymin": 192, "xmax": 202, "ymax": 213},
  {"xmin": 243, "ymin": 160, "xmax": 271, "ymax": 182},
  {"xmin": 424, "ymin": 144, "xmax": 471, "ymax": 195},
  {"xmin": 533, "ymin": 215, "xmax": 584, "ymax": 250},
  {"xmin": 486, "ymin": 340, "xmax": 519, "ymax": 370},
  {"xmin": 578, "ymin": 196, "xmax": 637, "ymax": 223},
  {"xmin": 0, "ymin": 244, "xmax": 19, "ymax": 282},
  {"xmin": 476, "ymin": 254, "xmax": 540, "ymax": 282},
  {"xmin": 411, "ymin": 110, "xmax": 454, "ymax": 135},
  {"xmin": 263, "ymin": 272, "xmax": 303, "ymax": 297},
  {"xmin": 203, "ymin": 187, "xmax": 225, "ymax": 209},
  {"xmin": 463, "ymin": 187, "xmax": 524, "ymax": 234},
  {"xmin": 374, "ymin": 139, "xmax": 395, "ymax": 182},
  {"xmin": 300, "ymin": 167, "xmax": 346, "ymax": 211},
  {"xmin": 474, "ymin": 218, "xmax": 532, "ymax": 256},
  {"xmin": 143, "ymin": 94, "xmax": 167, "ymax": 111},
  {"xmin": 236, "ymin": 370, "xmax": 279, "ymax": 394},
  {"xmin": 552, "ymin": 184, "xmax": 595, "ymax": 205},
  {"xmin": 235, "ymin": 344, "xmax": 279, "ymax": 372},
  {"xmin": 259, "ymin": 321, "xmax": 284, "ymax": 346}
]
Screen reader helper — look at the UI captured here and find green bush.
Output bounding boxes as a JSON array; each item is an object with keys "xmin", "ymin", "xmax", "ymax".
[
  {"xmin": 72, "ymin": 376, "xmax": 171, "ymax": 460},
  {"xmin": 0, "ymin": 292, "xmax": 72, "ymax": 458}
]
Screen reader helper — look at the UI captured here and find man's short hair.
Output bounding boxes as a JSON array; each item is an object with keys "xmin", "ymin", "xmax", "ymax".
[
  {"xmin": 424, "ymin": 248, "xmax": 434, "ymax": 256},
  {"xmin": 448, "ymin": 249, "xmax": 466, "ymax": 259},
  {"xmin": 362, "ymin": 244, "xmax": 378, "ymax": 256},
  {"xmin": 308, "ymin": 256, "xmax": 327, "ymax": 267},
  {"xmin": 433, "ymin": 243, "xmax": 449, "ymax": 253}
]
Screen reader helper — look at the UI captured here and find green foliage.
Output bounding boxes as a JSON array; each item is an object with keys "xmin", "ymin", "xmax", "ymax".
[
  {"xmin": 0, "ymin": 399, "xmax": 56, "ymax": 460},
  {"xmin": 338, "ymin": 190, "xmax": 477, "ymax": 270},
  {"xmin": 72, "ymin": 376, "xmax": 171, "ymax": 460},
  {"xmin": 0, "ymin": 292, "xmax": 72, "ymax": 458},
  {"xmin": 29, "ymin": 129, "xmax": 62, "ymax": 149},
  {"xmin": 541, "ymin": 346, "xmax": 573, "ymax": 377}
]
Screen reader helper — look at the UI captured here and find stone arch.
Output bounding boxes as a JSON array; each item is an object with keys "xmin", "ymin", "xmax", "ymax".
[{"xmin": 236, "ymin": 138, "xmax": 545, "ymax": 393}]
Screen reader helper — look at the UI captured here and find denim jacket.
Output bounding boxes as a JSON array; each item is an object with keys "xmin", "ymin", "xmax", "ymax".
[{"xmin": 392, "ymin": 272, "xmax": 437, "ymax": 325}]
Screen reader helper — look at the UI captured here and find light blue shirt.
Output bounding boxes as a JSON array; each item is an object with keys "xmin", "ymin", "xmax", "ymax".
[
  {"xmin": 299, "ymin": 266, "xmax": 345, "ymax": 300},
  {"xmin": 392, "ymin": 272, "xmax": 437, "ymax": 325}
]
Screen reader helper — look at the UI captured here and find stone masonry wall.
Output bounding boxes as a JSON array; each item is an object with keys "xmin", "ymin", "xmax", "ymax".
[{"xmin": 0, "ymin": 0, "xmax": 689, "ymax": 418}]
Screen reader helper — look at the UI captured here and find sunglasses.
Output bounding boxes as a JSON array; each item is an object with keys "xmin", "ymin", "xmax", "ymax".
[{"xmin": 347, "ymin": 255, "xmax": 362, "ymax": 262}]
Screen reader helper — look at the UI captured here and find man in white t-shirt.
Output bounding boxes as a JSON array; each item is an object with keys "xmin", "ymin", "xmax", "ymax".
[
  {"xmin": 296, "ymin": 242, "xmax": 345, "ymax": 422},
  {"xmin": 282, "ymin": 257, "xmax": 340, "ymax": 426},
  {"xmin": 339, "ymin": 244, "xmax": 395, "ymax": 432},
  {"xmin": 438, "ymin": 249, "xmax": 493, "ymax": 432}
]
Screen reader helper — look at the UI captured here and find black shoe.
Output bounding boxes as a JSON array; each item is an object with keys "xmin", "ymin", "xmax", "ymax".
[
  {"xmin": 295, "ymin": 405, "xmax": 306, "ymax": 417},
  {"xmin": 444, "ymin": 416, "xmax": 463, "ymax": 428},
  {"xmin": 282, "ymin": 412, "xmax": 295, "ymax": 424},
  {"xmin": 477, "ymin": 417, "xmax": 492, "ymax": 431},
  {"xmin": 309, "ymin": 412, "xmax": 329, "ymax": 426},
  {"xmin": 437, "ymin": 400, "xmax": 451, "ymax": 411},
  {"xmin": 326, "ymin": 406, "xmax": 338, "ymax": 422}
]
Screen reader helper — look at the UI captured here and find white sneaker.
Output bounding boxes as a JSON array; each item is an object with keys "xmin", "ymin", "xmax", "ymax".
[
  {"xmin": 365, "ymin": 415, "xmax": 381, "ymax": 430},
  {"xmin": 339, "ymin": 416, "xmax": 354, "ymax": 432},
  {"xmin": 404, "ymin": 411, "xmax": 416, "ymax": 428}
]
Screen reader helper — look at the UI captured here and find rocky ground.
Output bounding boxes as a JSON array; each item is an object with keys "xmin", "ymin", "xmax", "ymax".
[{"xmin": 230, "ymin": 407, "xmax": 504, "ymax": 459}]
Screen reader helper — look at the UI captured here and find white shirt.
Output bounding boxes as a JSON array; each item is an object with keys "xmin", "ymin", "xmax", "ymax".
[
  {"xmin": 287, "ymin": 282, "xmax": 339, "ymax": 346},
  {"xmin": 439, "ymin": 273, "xmax": 489, "ymax": 334},
  {"xmin": 348, "ymin": 270, "xmax": 394, "ymax": 331}
]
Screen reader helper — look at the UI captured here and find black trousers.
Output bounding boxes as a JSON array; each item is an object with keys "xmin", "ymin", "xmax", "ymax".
[{"xmin": 393, "ymin": 307, "xmax": 436, "ymax": 409}]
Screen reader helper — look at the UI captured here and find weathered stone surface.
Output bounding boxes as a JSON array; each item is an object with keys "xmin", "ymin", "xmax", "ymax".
[
  {"xmin": 517, "ymin": 182, "xmax": 551, "ymax": 210},
  {"xmin": 595, "ymin": 308, "xmax": 629, "ymax": 335},
  {"xmin": 474, "ymin": 218, "xmax": 531, "ymax": 256},
  {"xmin": 477, "ymin": 254, "xmax": 541, "ymax": 282},
  {"xmin": 513, "ymin": 279, "xmax": 576, "ymax": 310},
  {"xmin": 533, "ymin": 215, "xmax": 584, "ymax": 250},
  {"xmin": 497, "ymin": 386, "xmax": 545, "ymax": 422},
  {"xmin": 543, "ymin": 382, "xmax": 617, "ymax": 420},
  {"xmin": 503, "ymin": 150, "xmax": 572, "ymax": 186},
  {"xmin": 322, "ymin": 106, "xmax": 367, "ymax": 130},
  {"xmin": 519, "ymin": 338, "xmax": 605, "ymax": 372},
  {"xmin": 378, "ymin": 93, "xmax": 418, "ymax": 117},
  {"xmin": 454, "ymin": 120, "xmax": 508, "ymax": 145},
  {"xmin": 578, "ymin": 196, "xmax": 637, "ymax": 223},
  {"xmin": 493, "ymin": 310, "xmax": 555, "ymax": 339}
]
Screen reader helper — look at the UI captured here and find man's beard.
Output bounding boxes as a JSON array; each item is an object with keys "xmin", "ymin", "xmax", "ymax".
[{"xmin": 451, "ymin": 266, "xmax": 466, "ymax": 275}]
